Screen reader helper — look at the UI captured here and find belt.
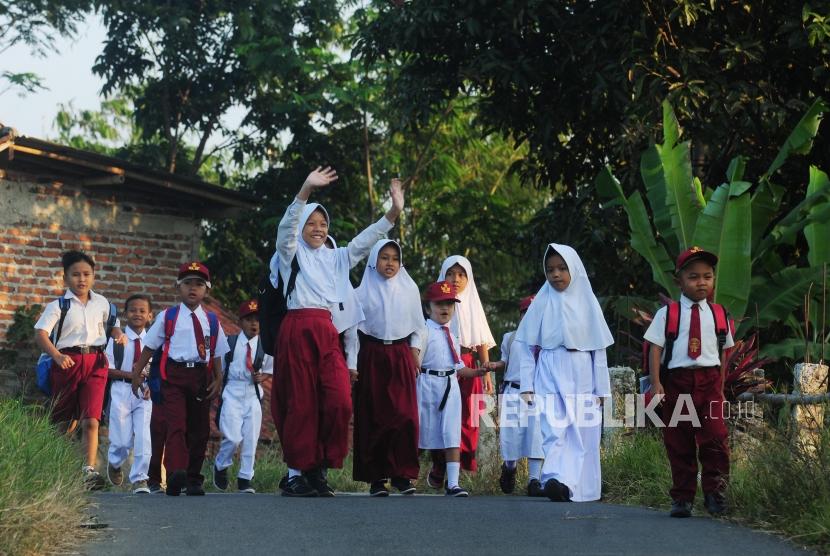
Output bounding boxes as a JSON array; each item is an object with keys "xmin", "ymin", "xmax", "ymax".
[
  {"xmin": 167, "ymin": 361, "xmax": 207, "ymax": 369},
  {"xmin": 421, "ymin": 368, "xmax": 456, "ymax": 411},
  {"xmin": 114, "ymin": 378, "xmax": 133, "ymax": 384},
  {"xmin": 502, "ymin": 381, "xmax": 521, "ymax": 392},
  {"xmin": 60, "ymin": 346, "xmax": 104, "ymax": 354},
  {"xmin": 358, "ymin": 331, "xmax": 409, "ymax": 345}
]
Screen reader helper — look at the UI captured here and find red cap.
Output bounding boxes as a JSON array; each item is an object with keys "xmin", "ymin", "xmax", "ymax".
[
  {"xmin": 675, "ymin": 246, "xmax": 718, "ymax": 272},
  {"xmin": 424, "ymin": 281, "xmax": 460, "ymax": 303},
  {"xmin": 177, "ymin": 261, "xmax": 211, "ymax": 287},
  {"xmin": 238, "ymin": 299, "xmax": 259, "ymax": 319},
  {"xmin": 519, "ymin": 295, "xmax": 535, "ymax": 312}
]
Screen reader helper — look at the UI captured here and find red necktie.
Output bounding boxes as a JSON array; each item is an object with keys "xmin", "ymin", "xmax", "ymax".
[
  {"xmin": 441, "ymin": 326, "xmax": 461, "ymax": 364},
  {"xmin": 688, "ymin": 303, "xmax": 701, "ymax": 359},
  {"xmin": 191, "ymin": 312, "xmax": 206, "ymax": 360},
  {"xmin": 133, "ymin": 338, "xmax": 141, "ymax": 367},
  {"xmin": 245, "ymin": 342, "xmax": 255, "ymax": 374}
]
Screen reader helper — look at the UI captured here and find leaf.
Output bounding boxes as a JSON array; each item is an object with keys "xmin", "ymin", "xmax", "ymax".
[
  {"xmin": 595, "ymin": 165, "xmax": 625, "ymax": 206},
  {"xmin": 762, "ymin": 97, "xmax": 828, "ymax": 180},
  {"xmin": 749, "ymin": 180, "xmax": 785, "ymax": 250},
  {"xmin": 626, "ymin": 191, "xmax": 678, "ymax": 297},
  {"xmin": 691, "ymin": 182, "xmax": 728, "ymax": 254},
  {"xmin": 739, "ymin": 266, "xmax": 821, "ymax": 336},
  {"xmin": 805, "ymin": 165, "xmax": 830, "ymax": 267},
  {"xmin": 640, "ymin": 145, "xmax": 674, "ymax": 242},
  {"xmin": 754, "ymin": 176, "xmax": 830, "ymax": 257},
  {"xmin": 711, "ymin": 187, "xmax": 752, "ymax": 320},
  {"xmin": 661, "ymin": 99, "xmax": 680, "ymax": 147}
]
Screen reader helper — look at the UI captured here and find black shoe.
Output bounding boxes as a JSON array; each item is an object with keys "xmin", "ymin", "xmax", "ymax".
[
  {"xmin": 703, "ymin": 493, "xmax": 726, "ymax": 516},
  {"xmin": 670, "ymin": 499, "xmax": 693, "ymax": 518},
  {"xmin": 305, "ymin": 468, "xmax": 335, "ymax": 497},
  {"xmin": 281, "ymin": 475, "xmax": 318, "ymax": 497},
  {"xmin": 213, "ymin": 465, "xmax": 228, "ymax": 491},
  {"xmin": 391, "ymin": 477, "xmax": 416, "ymax": 495},
  {"xmin": 445, "ymin": 486, "xmax": 469, "ymax": 497},
  {"xmin": 148, "ymin": 481, "xmax": 163, "ymax": 494},
  {"xmin": 370, "ymin": 480, "xmax": 389, "ymax": 497},
  {"xmin": 527, "ymin": 479, "xmax": 544, "ymax": 497},
  {"xmin": 166, "ymin": 470, "xmax": 186, "ymax": 496},
  {"xmin": 499, "ymin": 463, "xmax": 517, "ymax": 494},
  {"xmin": 543, "ymin": 478, "xmax": 571, "ymax": 502},
  {"xmin": 186, "ymin": 481, "xmax": 205, "ymax": 496},
  {"xmin": 278, "ymin": 474, "xmax": 288, "ymax": 491},
  {"xmin": 237, "ymin": 478, "xmax": 256, "ymax": 494}
]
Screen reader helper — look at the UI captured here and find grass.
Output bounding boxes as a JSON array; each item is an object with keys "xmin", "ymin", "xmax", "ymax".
[{"xmin": 0, "ymin": 399, "xmax": 90, "ymax": 556}]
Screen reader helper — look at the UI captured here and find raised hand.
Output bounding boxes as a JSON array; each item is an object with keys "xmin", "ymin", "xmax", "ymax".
[
  {"xmin": 303, "ymin": 166, "xmax": 338, "ymax": 189},
  {"xmin": 390, "ymin": 178, "xmax": 405, "ymax": 211}
]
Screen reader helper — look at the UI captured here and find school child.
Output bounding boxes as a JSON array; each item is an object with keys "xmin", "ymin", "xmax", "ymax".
[
  {"xmin": 644, "ymin": 247, "xmax": 734, "ymax": 518},
  {"xmin": 353, "ymin": 239, "xmax": 425, "ymax": 496},
  {"xmin": 270, "ymin": 168, "xmax": 404, "ymax": 497},
  {"xmin": 34, "ymin": 250, "xmax": 124, "ymax": 490},
  {"xmin": 428, "ymin": 256, "xmax": 495, "ymax": 484},
  {"xmin": 213, "ymin": 299, "xmax": 274, "ymax": 494},
  {"xmin": 325, "ymin": 235, "xmax": 364, "ymax": 379},
  {"xmin": 515, "ymin": 244, "xmax": 613, "ymax": 503},
  {"xmin": 105, "ymin": 294, "xmax": 154, "ymax": 494},
  {"xmin": 416, "ymin": 281, "xmax": 487, "ymax": 497},
  {"xmin": 483, "ymin": 295, "xmax": 545, "ymax": 496},
  {"xmin": 131, "ymin": 261, "xmax": 230, "ymax": 496}
]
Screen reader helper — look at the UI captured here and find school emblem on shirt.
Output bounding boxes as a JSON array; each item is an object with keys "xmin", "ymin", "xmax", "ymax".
[
  {"xmin": 689, "ymin": 338, "xmax": 701, "ymax": 354},
  {"xmin": 440, "ymin": 283, "xmax": 451, "ymax": 294},
  {"xmin": 690, "ymin": 246, "xmax": 703, "ymax": 253},
  {"xmin": 198, "ymin": 338, "xmax": 208, "ymax": 360},
  {"xmin": 249, "ymin": 301, "xmax": 258, "ymax": 311},
  {"xmin": 188, "ymin": 262, "xmax": 201, "ymax": 271}
]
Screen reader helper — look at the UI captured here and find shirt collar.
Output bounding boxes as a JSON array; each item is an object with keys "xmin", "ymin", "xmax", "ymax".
[
  {"xmin": 426, "ymin": 318, "xmax": 446, "ymax": 330},
  {"xmin": 180, "ymin": 302, "xmax": 205, "ymax": 317},
  {"xmin": 680, "ymin": 294, "xmax": 703, "ymax": 308},
  {"xmin": 125, "ymin": 326, "xmax": 146, "ymax": 340},
  {"xmin": 242, "ymin": 333, "xmax": 258, "ymax": 346},
  {"xmin": 64, "ymin": 289, "xmax": 99, "ymax": 302}
]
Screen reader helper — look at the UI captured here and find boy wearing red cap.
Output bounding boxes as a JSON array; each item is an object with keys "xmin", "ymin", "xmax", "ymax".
[
  {"xmin": 132, "ymin": 261, "xmax": 230, "ymax": 496},
  {"xmin": 483, "ymin": 295, "xmax": 545, "ymax": 496},
  {"xmin": 644, "ymin": 246, "xmax": 734, "ymax": 518},
  {"xmin": 213, "ymin": 300, "xmax": 273, "ymax": 494},
  {"xmin": 415, "ymin": 281, "xmax": 487, "ymax": 497}
]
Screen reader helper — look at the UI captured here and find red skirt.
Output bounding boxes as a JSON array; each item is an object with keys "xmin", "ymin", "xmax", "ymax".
[
  {"xmin": 459, "ymin": 351, "xmax": 483, "ymax": 471},
  {"xmin": 353, "ymin": 336, "xmax": 420, "ymax": 482},
  {"xmin": 272, "ymin": 309, "xmax": 352, "ymax": 471}
]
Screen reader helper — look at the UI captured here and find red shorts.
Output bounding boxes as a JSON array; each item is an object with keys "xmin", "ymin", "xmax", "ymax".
[{"xmin": 50, "ymin": 351, "xmax": 108, "ymax": 423}]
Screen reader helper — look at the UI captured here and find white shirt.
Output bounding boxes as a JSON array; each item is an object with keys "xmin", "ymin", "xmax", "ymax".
[
  {"xmin": 644, "ymin": 295, "xmax": 735, "ymax": 369},
  {"xmin": 417, "ymin": 319, "xmax": 465, "ymax": 371},
  {"xmin": 144, "ymin": 303, "xmax": 230, "ymax": 363},
  {"xmin": 34, "ymin": 290, "xmax": 120, "ymax": 349},
  {"xmin": 226, "ymin": 334, "xmax": 274, "ymax": 382},
  {"xmin": 500, "ymin": 330, "xmax": 522, "ymax": 382},
  {"xmin": 105, "ymin": 327, "xmax": 147, "ymax": 372},
  {"xmin": 273, "ymin": 199, "xmax": 394, "ymax": 310}
]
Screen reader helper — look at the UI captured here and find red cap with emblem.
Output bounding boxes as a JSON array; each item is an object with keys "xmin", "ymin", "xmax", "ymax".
[
  {"xmin": 519, "ymin": 295, "xmax": 535, "ymax": 313},
  {"xmin": 238, "ymin": 299, "xmax": 259, "ymax": 319},
  {"xmin": 675, "ymin": 246, "xmax": 718, "ymax": 272},
  {"xmin": 424, "ymin": 280, "xmax": 460, "ymax": 303},
  {"xmin": 177, "ymin": 261, "xmax": 211, "ymax": 288}
]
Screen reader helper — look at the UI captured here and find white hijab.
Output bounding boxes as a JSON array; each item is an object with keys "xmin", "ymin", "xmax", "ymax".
[
  {"xmin": 325, "ymin": 234, "xmax": 365, "ymax": 333},
  {"xmin": 438, "ymin": 255, "xmax": 495, "ymax": 349},
  {"xmin": 515, "ymin": 243, "xmax": 613, "ymax": 351},
  {"xmin": 356, "ymin": 239, "xmax": 424, "ymax": 340}
]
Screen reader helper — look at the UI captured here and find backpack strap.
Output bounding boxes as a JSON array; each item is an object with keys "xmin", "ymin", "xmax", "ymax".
[
  {"xmin": 708, "ymin": 302, "xmax": 730, "ymax": 351},
  {"xmin": 114, "ymin": 341, "xmax": 125, "ymax": 371},
  {"xmin": 158, "ymin": 306, "xmax": 180, "ymax": 380},
  {"xmin": 206, "ymin": 312, "xmax": 219, "ymax": 357},
  {"xmin": 105, "ymin": 302, "xmax": 118, "ymax": 338},
  {"xmin": 285, "ymin": 255, "xmax": 300, "ymax": 299},
  {"xmin": 223, "ymin": 334, "xmax": 239, "ymax": 387},
  {"xmin": 52, "ymin": 297, "xmax": 72, "ymax": 346},
  {"xmin": 253, "ymin": 336, "xmax": 265, "ymax": 371},
  {"xmin": 660, "ymin": 302, "xmax": 682, "ymax": 382}
]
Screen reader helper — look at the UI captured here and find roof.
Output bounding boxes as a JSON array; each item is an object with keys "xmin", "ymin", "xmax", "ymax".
[{"xmin": 0, "ymin": 129, "xmax": 258, "ymax": 217}]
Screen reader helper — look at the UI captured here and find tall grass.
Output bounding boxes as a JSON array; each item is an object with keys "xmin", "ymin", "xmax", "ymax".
[{"xmin": 0, "ymin": 399, "xmax": 89, "ymax": 556}]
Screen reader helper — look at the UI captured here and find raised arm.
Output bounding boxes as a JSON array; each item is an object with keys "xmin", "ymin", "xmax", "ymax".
[{"xmin": 346, "ymin": 179, "xmax": 405, "ymax": 267}]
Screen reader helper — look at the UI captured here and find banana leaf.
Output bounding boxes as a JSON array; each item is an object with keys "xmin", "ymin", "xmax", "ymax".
[
  {"xmin": 739, "ymin": 265, "xmax": 821, "ymax": 336},
  {"xmin": 805, "ymin": 166, "xmax": 830, "ymax": 267},
  {"xmin": 762, "ymin": 97, "xmax": 828, "ymax": 180},
  {"xmin": 712, "ymin": 187, "xmax": 752, "ymax": 320},
  {"xmin": 640, "ymin": 145, "xmax": 674, "ymax": 245},
  {"xmin": 754, "ymin": 176, "xmax": 830, "ymax": 258},
  {"xmin": 750, "ymin": 180, "xmax": 786, "ymax": 251}
]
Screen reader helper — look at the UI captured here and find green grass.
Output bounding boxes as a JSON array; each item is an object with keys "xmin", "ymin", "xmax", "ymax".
[{"xmin": 0, "ymin": 399, "xmax": 89, "ymax": 556}]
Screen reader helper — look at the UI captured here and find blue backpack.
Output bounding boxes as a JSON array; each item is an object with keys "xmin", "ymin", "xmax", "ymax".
[{"xmin": 36, "ymin": 298, "xmax": 118, "ymax": 395}]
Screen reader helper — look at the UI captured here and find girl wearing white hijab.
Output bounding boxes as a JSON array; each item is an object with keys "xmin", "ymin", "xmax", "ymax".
[
  {"xmin": 270, "ymin": 168, "xmax": 404, "ymax": 498},
  {"xmin": 352, "ymin": 239, "xmax": 426, "ymax": 496},
  {"xmin": 324, "ymin": 235, "xmax": 364, "ymax": 376},
  {"xmin": 515, "ymin": 243, "xmax": 612, "ymax": 502},
  {"xmin": 429, "ymin": 255, "xmax": 495, "ymax": 477}
]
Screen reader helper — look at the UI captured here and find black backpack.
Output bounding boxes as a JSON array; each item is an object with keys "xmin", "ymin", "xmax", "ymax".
[{"xmin": 257, "ymin": 255, "xmax": 299, "ymax": 357}]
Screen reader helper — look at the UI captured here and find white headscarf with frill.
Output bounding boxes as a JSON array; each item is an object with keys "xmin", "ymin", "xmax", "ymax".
[{"xmin": 438, "ymin": 255, "xmax": 495, "ymax": 349}]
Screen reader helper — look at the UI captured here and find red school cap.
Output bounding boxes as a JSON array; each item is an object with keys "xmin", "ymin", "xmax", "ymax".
[
  {"xmin": 238, "ymin": 299, "xmax": 259, "ymax": 319},
  {"xmin": 675, "ymin": 246, "xmax": 718, "ymax": 272},
  {"xmin": 177, "ymin": 261, "xmax": 211, "ymax": 288},
  {"xmin": 424, "ymin": 281, "xmax": 460, "ymax": 303},
  {"xmin": 519, "ymin": 295, "xmax": 535, "ymax": 313}
]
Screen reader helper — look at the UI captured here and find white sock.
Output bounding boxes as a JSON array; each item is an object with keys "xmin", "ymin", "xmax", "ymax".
[
  {"xmin": 446, "ymin": 462, "xmax": 461, "ymax": 489},
  {"xmin": 528, "ymin": 458, "xmax": 543, "ymax": 481},
  {"xmin": 504, "ymin": 460, "xmax": 517, "ymax": 470},
  {"xmin": 288, "ymin": 468, "xmax": 301, "ymax": 479}
]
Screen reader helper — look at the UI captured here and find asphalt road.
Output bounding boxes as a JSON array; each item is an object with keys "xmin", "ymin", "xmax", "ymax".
[{"xmin": 84, "ymin": 492, "xmax": 811, "ymax": 555}]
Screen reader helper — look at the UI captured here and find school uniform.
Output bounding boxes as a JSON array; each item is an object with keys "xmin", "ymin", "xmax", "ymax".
[
  {"xmin": 270, "ymin": 200, "xmax": 392, "ymax": 472},
  {"xmin": 516, "ymin": 244, "xmax": 613, "ymax": 502},
  {"xmin": 353, "ymin": 239, "xmax": 425, "ymax": 483},
  {"xmin": 498, "ymin": 330, "xmax": 544, "ymax": 463},
  {"xmin": 327, "ymin": 235, "xmax": 365, "ymax": 371},
  {"xmin": 143, "ymin": 301, "xmax": 230, "ymax": 487},
  {"xmin": 215, "ymin": 333, "xmax": 274, "ymax": 480},
  {"xmin": 34, "ymin": 290, "xmax": 119, "ymax": 423},
  {"xmin": 417, "ymin": 318, "xmax": 465, "ymax": 450},
  {"xmin": 644, "ymin": 294, "xmax": 734, "ymax": 503},
  {"xmin": 105, "ymin": 327, "xmax": 152, "ymax": 484}
]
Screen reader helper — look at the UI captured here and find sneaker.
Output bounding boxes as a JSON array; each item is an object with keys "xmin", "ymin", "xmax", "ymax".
[
  {"xmin": 370, "ymin": 480, "xmax": 389, "ymax": 497},
  {"xmin": 237, "ymin": 478, "xmax": 256, "ymax": 494},
  {"xmin": 391, "ymin": 477, "xmax": 416, "ymax": 495},
  {"xmin": 703, "ymin": 493, "xmax": 726, "ymax": 516},
  {"xmin": 305, "ymin": 468, "xmax": 335, "ymax": 497},
  {"xmin": 499, "ymin": 463, "xmax": 516, "ymax": 494},
  {"xmin": 445, "ymin": 486, "xmax": 469, "ymax": 497},
  {"xmin": 186, "ymin": 481, "xmax": 205, "ymax": 496},
  {"xmin": 213, "ymin": 465, "xmax": 229, "ymax": 491},
  {"xmin": 132, "ymin": 480, "xmax": 150, "ymax": 494},
  {"xmin": 148, "ymin": 481, "xmax": 163, "ymax": 494},
  {"xmin": 670, "ymin": 499, "xmax": 693, "ymax": 518},
  {"xmin": 107, "ymin": 463, "xmax": 123, "ymax": 487},
  {"xmin": 527, "ymin": 479, "xmax": 545, "ymax": 497},
  {"xmin": 278, "ymin": 474, "xmax": 288, "ymax": 491},
  {"xmin": 166, "ymin": 470, "xmax": 186, "ymax": 496},
  {"xmin": 543, "ymin": 478, "xmax": 571, "ymax": 502},
  {"xmin": 281, "ymin": 475, "xmax": 318, "ymax": 498},
  {"xmin": 427, "ymin": 467, "xmax": 445, "ymax": 489},
  {"xmin": 83, "ymin": 466, "xmax": 106, "ymax": 491}
]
